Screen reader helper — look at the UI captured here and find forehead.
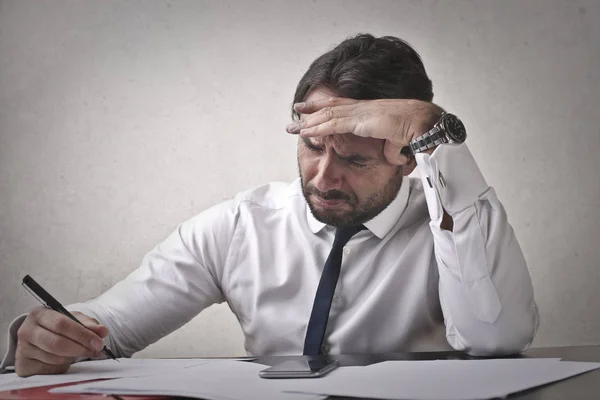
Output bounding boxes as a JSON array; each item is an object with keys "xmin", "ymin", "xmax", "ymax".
[
  {"xmin": 303, "ymin": 88, "xmax": 385, "ymax": 158},
  {"xmin": 309, "ymin": 135, "xmax": 384, "ymax": 158}
]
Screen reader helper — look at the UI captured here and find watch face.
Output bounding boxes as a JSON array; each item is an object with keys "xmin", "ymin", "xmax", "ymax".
[{"xmin": 443, "ymin": 114, "xmax": 466, "ymax": 143}]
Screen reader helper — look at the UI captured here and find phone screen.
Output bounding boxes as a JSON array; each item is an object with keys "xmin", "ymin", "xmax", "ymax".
[{"xmin": 259, "ymin": 359, "xmax": 339, "ymax": 378}]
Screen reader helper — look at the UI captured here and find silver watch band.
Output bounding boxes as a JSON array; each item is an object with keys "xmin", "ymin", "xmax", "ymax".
[{"xmin": 408, "ymin": 125, "xmax": 448, "ymax": 154}]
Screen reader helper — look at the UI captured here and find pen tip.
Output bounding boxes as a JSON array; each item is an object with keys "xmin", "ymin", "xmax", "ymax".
[{"xmin": 103, "ymin": 347, "xmax": 119, "ymax": 361}]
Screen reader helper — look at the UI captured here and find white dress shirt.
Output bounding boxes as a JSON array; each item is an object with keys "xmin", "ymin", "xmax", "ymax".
[{"xmin": 1, "ymin": 143, "xmax": 539, "ymax": 368}]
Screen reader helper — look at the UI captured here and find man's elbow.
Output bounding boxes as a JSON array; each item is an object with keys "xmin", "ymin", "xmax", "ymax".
[
  {"xmin": 453, "ymin": 306, "xmax": 539, "ymax": 357},
  {"xmin": 464, "ymin": 328, "xmax": 535, "ymax": 357}
]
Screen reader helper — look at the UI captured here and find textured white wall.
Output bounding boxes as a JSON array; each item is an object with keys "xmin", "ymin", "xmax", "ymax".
[{"xmin": 1, "ymin": 0, "xmax": 598, "ymax": 358}]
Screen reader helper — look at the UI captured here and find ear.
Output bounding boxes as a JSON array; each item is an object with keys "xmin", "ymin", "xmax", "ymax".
[{"xmin": 402, "ymin": 156, "xmax": 417, "ymax": 176}]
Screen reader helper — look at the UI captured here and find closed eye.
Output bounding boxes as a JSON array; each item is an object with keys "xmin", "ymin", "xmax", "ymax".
[
  {"xmin": 303, "ymin": 138, "xmax": 324, "ymax": 152},
  {"xmin": 302, "ymin": 137, "xmax": 375, "ymax": 168},
  {"xmin": 346, "ymin": 157, "xmax": 369, "ymax": 168}
]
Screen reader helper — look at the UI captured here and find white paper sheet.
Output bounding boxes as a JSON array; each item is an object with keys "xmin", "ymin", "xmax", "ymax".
[
  {"xmin": 0, "ymin": 358, "xmax": 211, "ymax": 391},
  {"xmin": 284, "ymin": 359, "xmax": 600, "ymax": 400},
  {"xmin": 52, "ymin": 358, "xmax": 599, "ymax": 400},
  {"xmin": 53, "ymin": 360, "xmax": 325, "ymax": 400}
]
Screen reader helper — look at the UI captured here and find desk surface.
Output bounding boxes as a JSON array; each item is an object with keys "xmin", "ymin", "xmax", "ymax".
[{"xmin": 1, "ymin": 345, "xmax": 599, "ymax": 400}]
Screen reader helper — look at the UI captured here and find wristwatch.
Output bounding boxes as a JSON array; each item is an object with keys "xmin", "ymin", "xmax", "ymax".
[{"xmin": 401, "ymin": 112, "xmax": 467, "ymax": 155}]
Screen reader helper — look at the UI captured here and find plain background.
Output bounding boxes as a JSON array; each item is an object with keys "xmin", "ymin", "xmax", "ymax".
[{"xmin": 1, "ymin": 0, "xmax": 598, "ymax": 358}]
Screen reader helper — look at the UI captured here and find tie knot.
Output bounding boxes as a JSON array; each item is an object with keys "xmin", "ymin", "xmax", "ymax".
[{"xmin": 333, "ymin": 225, "xmax": 365, "ymax": 248}]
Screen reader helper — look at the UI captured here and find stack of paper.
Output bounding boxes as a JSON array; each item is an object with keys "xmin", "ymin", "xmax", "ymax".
[{"xmin": 50, "ymin": 358, "xmax": 599, "ymax": 400}]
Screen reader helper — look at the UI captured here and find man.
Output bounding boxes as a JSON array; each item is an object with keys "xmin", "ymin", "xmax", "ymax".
[{"xmin": 2, "ymin": 34, "xmax": 538, "ymax": 377}]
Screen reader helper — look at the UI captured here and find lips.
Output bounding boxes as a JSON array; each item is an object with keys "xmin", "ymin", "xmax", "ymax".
[{"xmin": 312, "ymin": 194, "xmax": 347, "ymax": 208}]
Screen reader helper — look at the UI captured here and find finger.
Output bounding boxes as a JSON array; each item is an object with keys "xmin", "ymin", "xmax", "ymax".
[
  {"xmin": 18, "ymin": 309, "xmax": 106, "ymax": 356},
  {"xmin": 30, "ymin": 324, "xmax": 98, "ymax": 358},
  {"xmin": 18, "ymin": 341, "xmax": 76, "ymax": 366},
  {"xmin": 84, "ymin": 323, "xmax": 109, "ymax": 339},
  {"xmin": 384, "ymin": 142, "xmax": 410, "ymax": 166},
  {"xmin": 287, "ymin": 104, "xmax": 359, "ymax": 134},
  {"xmin": 15, "ymin": 356, "xmax": 70, "ymax": 377},
  {"xmin": 74, "ymin": 313, "xmax": 109, "ymax": 338},
  {"xmin": 92, "ymin": 350, "xmax": 107, "ymax": 359},
  {"xmin": 299, "ymin": 117, "xmax": 360, "ymax": 138},
  {"xmin": 36, "ymin": 310, "xmax": 105, "ymax": 352},
  {"xmin": 28, "ymin": 325, "xmax": 103, "ymax": 357},
  {"xmin": 294, "ymin": 97, "xmax": 360, "ymax": 114}
]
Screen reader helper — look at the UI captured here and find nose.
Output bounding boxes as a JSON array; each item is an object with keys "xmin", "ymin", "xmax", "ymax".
[{"xmin": 313, "ymin": 153, "xmax": 344, "ymax": 192}]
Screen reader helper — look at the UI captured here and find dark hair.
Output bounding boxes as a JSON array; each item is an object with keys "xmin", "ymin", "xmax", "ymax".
[{"xmin": 292, "ymin": 34, "xmax": 433, "ymax": 120}]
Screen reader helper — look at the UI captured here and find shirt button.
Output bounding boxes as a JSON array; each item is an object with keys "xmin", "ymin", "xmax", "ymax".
[
  {"xmin": 343, "ymin": 247, "xmax": 351, "ymax": 255},
  {"xmin": 332, "ymin": 296, "xmax": 341, "ymax": 306},
  {"xmin": 321, "ymin": 344, "xmax": 331, "ymax": 354}
]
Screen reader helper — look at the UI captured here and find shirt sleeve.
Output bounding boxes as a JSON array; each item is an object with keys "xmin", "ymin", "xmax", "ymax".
[
  {"xmin": 72, "ymin": 198, "xmax": 242, "ymax": 358},
  {"xmin": 0, "ymin": 315, "xmax": 27, "ymax": 370},
  {"xmin": 415, "ymin": 143, "xmax": 539, "ymax": 356},
  {"xmin": 0, "ymin": 197, "xmax": 241, "ymax": 366}
]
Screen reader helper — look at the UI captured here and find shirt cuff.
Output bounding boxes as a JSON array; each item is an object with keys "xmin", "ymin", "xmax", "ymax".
[
  {"xmin": 415, "ymin": 143, "xmax": 489, "ymax": 221},
  {"xmin": 0, "ymin": 314, "xmax": 27, "ymax": 370}
]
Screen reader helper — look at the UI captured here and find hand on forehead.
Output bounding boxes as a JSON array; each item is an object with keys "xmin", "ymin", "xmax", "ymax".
[{"xmin": 294, "ymin": 87, "xmax": 414, "ymax": 166}]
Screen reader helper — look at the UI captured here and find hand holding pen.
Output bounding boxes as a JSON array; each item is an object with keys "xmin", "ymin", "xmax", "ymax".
[{"xmin": 15, "ymin": 275, "xmax": 118, "ymax": 377}]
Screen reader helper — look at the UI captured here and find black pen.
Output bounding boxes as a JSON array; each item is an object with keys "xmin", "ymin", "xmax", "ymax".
[{"xmin": 21, "ymin": 275, "xmax": 118, "ymax": 362}]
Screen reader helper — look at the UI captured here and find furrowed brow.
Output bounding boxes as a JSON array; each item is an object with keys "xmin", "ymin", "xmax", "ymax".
[{"xmin": 302, "ymin": 137, "xmax": 323, "ymax": 149}]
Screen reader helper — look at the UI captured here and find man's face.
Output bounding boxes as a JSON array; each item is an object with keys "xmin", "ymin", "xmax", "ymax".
[{"xmin": 297, "ymin": 89, "xmax": 404, "ymax": 227}]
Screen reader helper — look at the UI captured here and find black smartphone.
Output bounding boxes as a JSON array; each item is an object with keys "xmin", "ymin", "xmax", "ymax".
[{"xmin": 258, "ymin": 359, "xmax": 339, "ymax": 379}]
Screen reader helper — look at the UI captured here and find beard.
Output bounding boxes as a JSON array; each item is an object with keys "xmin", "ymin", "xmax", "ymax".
[{"xmin": 299, "ymin": 167, "xmax": 404, "ymax": 228}]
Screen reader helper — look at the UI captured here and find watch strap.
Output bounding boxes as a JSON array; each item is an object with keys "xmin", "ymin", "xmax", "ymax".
[{"xmin": 408, "ymin": 125, "xmax": 448, "ymax": 154}]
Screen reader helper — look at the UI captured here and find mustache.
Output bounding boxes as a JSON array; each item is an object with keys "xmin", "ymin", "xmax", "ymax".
[{"xmin": 305, "ymin": 185, "xmax": 354, "ymax": 202}]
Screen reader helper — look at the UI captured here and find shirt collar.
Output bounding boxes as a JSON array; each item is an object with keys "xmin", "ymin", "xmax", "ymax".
[{"xmin": 305, "ymin": 179, "xmax": 411, "ymax": 239}]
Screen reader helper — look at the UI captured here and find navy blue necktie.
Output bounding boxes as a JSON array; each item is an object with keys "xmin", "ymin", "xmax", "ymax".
[{"xmin": 303, "ymin": 225, "xmax": 365, "ymax": 355}]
